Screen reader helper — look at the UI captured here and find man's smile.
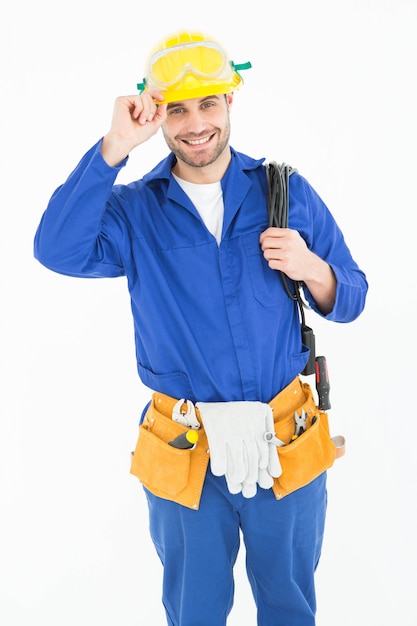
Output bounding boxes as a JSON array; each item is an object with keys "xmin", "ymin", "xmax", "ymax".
[{"xmin": 182, "ymin": 133, "xmax": 215, "ymax": 146}]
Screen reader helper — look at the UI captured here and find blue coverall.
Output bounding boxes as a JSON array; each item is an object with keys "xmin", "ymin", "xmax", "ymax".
[{"xmin": 34, "ymin": 140, "xmax": 368, "ymax": 625}]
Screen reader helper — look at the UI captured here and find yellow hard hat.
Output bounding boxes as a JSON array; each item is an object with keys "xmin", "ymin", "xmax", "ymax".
[{"xmin": 137, "ymin": 31, "xmax": 251, "ymax": 104}]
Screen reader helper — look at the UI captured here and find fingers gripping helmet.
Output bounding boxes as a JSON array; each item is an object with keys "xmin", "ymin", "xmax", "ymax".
[{"xmin": 137, "ymin": 31, "xmax": 251, "ymax": 104}]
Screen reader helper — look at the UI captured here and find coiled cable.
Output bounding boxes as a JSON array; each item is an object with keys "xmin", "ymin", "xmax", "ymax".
[{"xmin": 265, "ymin": 161, "xmax": 316, "ymax": 374}]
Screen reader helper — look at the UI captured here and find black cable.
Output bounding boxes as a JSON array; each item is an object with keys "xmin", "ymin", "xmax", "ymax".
[
  {"xmin": 265, "ymin": 161, "xmax": 301, "ymax": 302},
  {"xmin": 265, "ymin": 161, "xmax": 316, "ymax": 375}
]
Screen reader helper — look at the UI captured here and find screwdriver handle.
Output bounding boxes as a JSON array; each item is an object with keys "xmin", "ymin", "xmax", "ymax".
[
  {"xmin": 315, "ymin": 356, "xmax": 331, "ymax": 410},
  {"xmin": 168, "ymin": 430, "xmax": 199, "ymax": 449}
]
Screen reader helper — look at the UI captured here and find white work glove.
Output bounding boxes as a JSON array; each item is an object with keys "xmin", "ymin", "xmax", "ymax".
[{"xmin": 196, "ymin": 401, "xmax": 282, "ymax": 498}]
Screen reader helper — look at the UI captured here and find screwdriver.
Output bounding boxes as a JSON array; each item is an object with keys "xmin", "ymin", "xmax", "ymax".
[
  {"xmin": 315, "ymin": 356, "xmax": 331, "ymax": 410},
  {"xmin": 169, "ymin": 430, "xmax": 199, "ymax": 449}
]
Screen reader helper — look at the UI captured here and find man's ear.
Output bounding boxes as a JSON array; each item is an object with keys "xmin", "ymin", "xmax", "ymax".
[{"xmin": 226, "ymin": 92, "xmax": 234, "ymax": 110}]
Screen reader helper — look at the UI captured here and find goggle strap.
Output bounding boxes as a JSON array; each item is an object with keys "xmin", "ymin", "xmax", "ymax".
[
  {"xmin": 231, "ymin": 60, "xmax": 252, "ymax": 80},
  {"xmin": 137, "ymin": 79, "xmax": 146, "ymax": 93}
]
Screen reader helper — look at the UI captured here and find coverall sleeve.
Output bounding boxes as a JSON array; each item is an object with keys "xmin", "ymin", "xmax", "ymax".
[
  {"xmin": 34, "ymin": 140, "xmax": 128, "ymax": 278},
  {"xmin": 289, "ymin": 173, "xmax": 368, "ymax": 323}
]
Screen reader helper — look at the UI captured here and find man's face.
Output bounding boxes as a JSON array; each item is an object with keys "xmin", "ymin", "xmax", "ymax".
[{"xmin": 161, "ymin": 93, "xmax": 233, "ymax": 169}]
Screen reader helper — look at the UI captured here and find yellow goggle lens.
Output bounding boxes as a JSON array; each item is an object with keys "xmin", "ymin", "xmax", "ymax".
[{"xmin": 148, "ymin": 42, "xmax": 231, "ymax": 88}]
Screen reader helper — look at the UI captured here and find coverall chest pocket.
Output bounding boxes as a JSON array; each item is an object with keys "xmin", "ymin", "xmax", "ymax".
[{"xmin": 243, "ymin": 233, "xmax": 287, "ymax": 307}]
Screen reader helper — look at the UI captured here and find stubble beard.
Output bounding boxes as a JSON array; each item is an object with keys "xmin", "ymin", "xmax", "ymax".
[{"xmin": 164, "ymin": 117, "xmax": 231, "ymax": 169}]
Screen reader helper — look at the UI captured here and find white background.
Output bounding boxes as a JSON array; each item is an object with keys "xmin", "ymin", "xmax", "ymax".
[{"xmin": 1, "ymin": 0, "xmax": 416, "ymax": 624}]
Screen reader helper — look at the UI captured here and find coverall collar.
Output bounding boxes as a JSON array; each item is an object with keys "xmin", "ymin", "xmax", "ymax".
[{"xmin": 142, "ymin": 148, "xmax": 265, "ymax": 238}]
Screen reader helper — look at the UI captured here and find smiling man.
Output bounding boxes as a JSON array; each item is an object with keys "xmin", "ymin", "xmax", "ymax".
[
  {"xmin": 34, "ymin": 30, "xmax": 368, "ymax": 626},
  {"xmin": 163, "ymin": 94, "xmax": 232, "ymax": 175}
]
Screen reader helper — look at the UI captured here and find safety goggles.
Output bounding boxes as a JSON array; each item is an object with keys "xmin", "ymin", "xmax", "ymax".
[{"xmin": 138, "ymin": 40, "xmax": 251, "ymax": 93}]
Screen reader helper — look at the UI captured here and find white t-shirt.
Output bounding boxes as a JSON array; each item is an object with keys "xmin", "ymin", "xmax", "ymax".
[{"xmin": 173, "ymin": 174, "xmax": 224, "ymax": 245}]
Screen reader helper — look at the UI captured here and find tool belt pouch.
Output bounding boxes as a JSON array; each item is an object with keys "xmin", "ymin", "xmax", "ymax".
[
  {"xmin": 130, "ymin": 394, "xmax": 209, "ymax": 510},
  {"xmin": 271, "ymin": 380, "xmax": 338, "ymax": 500}
]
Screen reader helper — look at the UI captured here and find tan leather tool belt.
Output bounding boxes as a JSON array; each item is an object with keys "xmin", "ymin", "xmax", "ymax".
[{"xmin": 130, "ymin": 377, "xmax": 344, "ymax": 509}]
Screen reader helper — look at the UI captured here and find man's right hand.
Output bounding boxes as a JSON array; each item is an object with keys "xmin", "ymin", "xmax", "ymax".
[{"xmin": 100, "ymin": 91, "xmax": 167, "ymax": 167}]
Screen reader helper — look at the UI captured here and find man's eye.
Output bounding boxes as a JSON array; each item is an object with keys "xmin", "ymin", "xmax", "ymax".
[{"xmin": 169, "ymin": 107, "xmax": 184, "ymax": 115}]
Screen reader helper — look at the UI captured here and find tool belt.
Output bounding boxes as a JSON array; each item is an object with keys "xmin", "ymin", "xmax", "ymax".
[{"xmin": 130, "ymin": 376, "xmax": 344, "ymax": 510}]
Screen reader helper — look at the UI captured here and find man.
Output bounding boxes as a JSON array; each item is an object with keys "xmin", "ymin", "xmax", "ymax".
[{"xmin": 34, "ymin": 30, "xmax": 368, "ymax": 626}]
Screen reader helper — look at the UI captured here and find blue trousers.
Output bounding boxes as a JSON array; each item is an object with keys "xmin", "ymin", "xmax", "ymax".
[{"xmin": 144, "ymin": 468, "xmax": 327, "ymax": 626}]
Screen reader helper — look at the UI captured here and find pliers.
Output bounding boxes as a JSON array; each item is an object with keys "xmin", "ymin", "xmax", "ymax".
[
  {"xmin": 264, "ymin": 409, "xmax": 308, "ymax": 448},
  {"xmin": 172, "ymin": 399, "xmax": 200, "ymax": 430},
  {"xmin": 291, "ymin": 409, "xmax": 307, "ymax": 441}
]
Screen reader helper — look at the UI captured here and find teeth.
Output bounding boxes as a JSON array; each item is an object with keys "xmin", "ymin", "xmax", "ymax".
[{"xmin": 187, "ymin": 136, "xmax": 211, "ymax": 145}]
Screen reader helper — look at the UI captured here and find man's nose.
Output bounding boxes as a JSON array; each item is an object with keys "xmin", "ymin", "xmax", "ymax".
[{"xmin": 184, "ymin": 110, "xmax": 207, "ymax": 134}]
